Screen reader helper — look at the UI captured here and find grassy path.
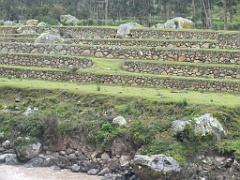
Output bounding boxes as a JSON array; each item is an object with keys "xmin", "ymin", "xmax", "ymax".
[{"xmin": 0, "ymin": 77, "xmax": 239, "ymax": 107}]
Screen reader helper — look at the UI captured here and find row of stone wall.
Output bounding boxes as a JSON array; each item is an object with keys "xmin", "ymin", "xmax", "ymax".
[
  {"xmin": 1, "ymin": 38, "xmax": 239, "ymax": 50},
  {"xmin": 0, "ymin": 26, "xmax": 239, "ymax": 48},
  {"xmin": 1, "ymin": 42, "xmax": 239, "ymax": 64},
  {"xmin": 218, "ymin": 33, "xmax": 240, "ymax": 49},
  {"xmin": 68, "ymin": 39, "xmax": 216, "ymax": 49},
  {"xmin": 0, "ymin": 67, "xmax": 239, "ymax": 93},
  {"xmin": 123, "ymin": 61, "xmax": 240, "ymax": 79},
  {"xmin": 0, "ymin": 38, "xmax": 33, "ymax": 43},
  {"xmin": 0, "ymin": 53, "xmax": 94, "ymax": 69}
]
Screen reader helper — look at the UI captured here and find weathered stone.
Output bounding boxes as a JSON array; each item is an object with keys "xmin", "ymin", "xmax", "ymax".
[
  {"xmin": 120, "ymin": 155, "xmax": 131, "ymax": 167},
  {"xmin": 2, "ymin": 140, "xmax": 11, "ymax": 149},
  {"xmin": 26, "ymin": 19, "xmax": 39, "ymax": 26},
  {"xmin": 98, "ymin": 167, "xmax": 110, "ymax": 176},
  {"xmin": 113, "ymin": 116, "xmax": 127, "ymax": 126},
  {"xmin": 15, "ymin": 139, "xmax": 42, "ymax": 161},
  {"xmin": 88, "ymin": 169, "xmax": 99, "ymax": 175},
  {"xmin": 25, "ymin": 157, "xmax": 44, "ymax": 168},
  {"xmin": 164, "ymin": 17, "xmax": 194, "ymax": 29},
  {"xmin": 101, "ymin": 152, "xmax": 110, "ymax": 162},
  {"xmin": 35, "ymin": 30, "xmax": 63, "ymax": 44},
  {"xmin": 116, "ymin": 22, "xmax": 141, "ymax": 38},
  {"xmin": 60, "ymin": 14, "xmax": 79, "ymax": 26},
  {"xmin": 171, "ymin": 113, "xmax": 226, "ymax": 140},
  {"xmin": 70, "ymin": 164, "xmax": 81, "ymax": 172},
  {"xmin": 133, "ymin": 154, "xmax": 180, "ymax": 180}
]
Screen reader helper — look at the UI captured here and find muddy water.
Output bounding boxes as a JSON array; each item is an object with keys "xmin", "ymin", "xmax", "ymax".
[{"xmin": 0, "ymin": 165, "xmax": 101, "ymax": 180}]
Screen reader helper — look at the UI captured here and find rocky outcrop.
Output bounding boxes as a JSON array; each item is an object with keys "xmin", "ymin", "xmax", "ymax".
[
  {"xmin": 14, "ymin": 138, "xmax": 42, "ymax": 161},
  {"xmin": 34, "ymin": 30, "xmax": 64, "ymax": 44},
  {"xmin": 133, "ymin": 154, "xmax": 181, "ymax": 180},
  {"xmin": 116, "ymin": 22, "xmax": 141, "ymax": 38},
  {"xmin": 112, "ymin": 116, "xmax": 127, "ymax": 126},
  {"xmin": 4, "ymin": 21, "xmax": 16, "ymax": 26},
  {"xmin": 0, "ymin": 153, "xmax": 19, "ymax": 165},
  {"xmin": 171, "ymin": 113, "xmax": 226, "ymax": 140},
  {"xmin": 60, "ymin": 14, "xmax": 79, "ymax": 26},
  {"xmin": 26, "ymin": 19, "xmax": 39, "ymax": 26},
  {"xmin": 164, "ymin": 17, "xmax": 194, "ymax": 29}
]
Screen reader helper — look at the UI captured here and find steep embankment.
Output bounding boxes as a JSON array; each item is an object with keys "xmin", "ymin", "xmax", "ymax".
[{"xmin": 0, "ymin": 25, "xmax": 239, "ymax": 179}]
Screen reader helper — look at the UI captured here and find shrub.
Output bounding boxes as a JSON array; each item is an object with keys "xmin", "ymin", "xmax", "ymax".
[
  {"xmin": 77, "ymin": 20, "xmax": 86, "ymax": 26},
  {"xmin": 178, "ymin": 98, "xmax": 188, "ymax": 107},
  {"xmin": 87, "ymin": 18, "xmax": 93, "ymax": 26},
  {"xmin": 35, "ymin": 16, "xmax": 57, "ymax": 25}
]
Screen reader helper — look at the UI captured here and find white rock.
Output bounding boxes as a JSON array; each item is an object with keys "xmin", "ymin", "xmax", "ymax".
[{"xmin": 113, "ymin": 116, "xmax": 127, "ymax": 126}]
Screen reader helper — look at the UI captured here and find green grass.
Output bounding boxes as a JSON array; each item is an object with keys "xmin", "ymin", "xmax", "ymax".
[{"xmin": 0, "ymin": 77, "xmax": 239, "ymax": 107}]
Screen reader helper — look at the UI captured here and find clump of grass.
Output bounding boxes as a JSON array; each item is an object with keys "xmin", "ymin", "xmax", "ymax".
[
  {"xmin": 97, "ymin": 85, "xmax": 101, "ymax": 91},
  {"xmin": 178, "ymin": 98, "xmax": 188, "ymax": 107}
]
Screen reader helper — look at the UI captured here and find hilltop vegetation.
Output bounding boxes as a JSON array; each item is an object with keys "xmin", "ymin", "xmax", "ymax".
[{"xmin": 0, "ymin": 0, "xmax": 239, "ymax": 30}]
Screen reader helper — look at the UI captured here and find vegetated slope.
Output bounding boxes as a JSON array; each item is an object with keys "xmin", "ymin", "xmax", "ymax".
[
  {"xmin": 0, "ymin": 25, "xmax": 240, "ymax": 179},
  {"xmin": 0, "ymin": 81, "xmax": 240, "ymax": 167}
]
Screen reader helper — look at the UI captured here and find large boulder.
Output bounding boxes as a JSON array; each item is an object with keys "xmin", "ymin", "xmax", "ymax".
[
  {"xmin": 112, "ymin": 116, "xmax": 127, "ymax": 126},
  {"xmin": 60, "ymin": 14, "xmax": 79, "ymax": 26},
  {"xmin": 16, "ymin": 26, "xmax": 37, "ymax": 34},
  {"xmin": 4, "ymin": 21, "xmax": 16, "ymax": 26},
  {"xmin": 14, "ymin": 138, "xmax": 42, "ymax": 161},
  {"xmin": 116, "ymin": 22, "xmax": 141, "ymax": 38},
  {"xmin": 133, "ymin": 154, "xmax": 181, "ymax": 180},
  {"xmin": 164, "ymin": 17, "xmax": 194, "ymax": 29},
  {"xmin": 26, "ymin": 19, "xmax": 39, "ymax": 26},
  {"xmin": 0, "ymin": 153, "xmax": 19, "ymax": 165},
  {"xmin": 24, "ymin": 157, "xmax": 44, "ymax": 168},
  {"xmin": 171, "ymin": 113, "xmax": 226, "ymax": 140},
  {"xmin": 34, "ymin": 30, "xmax": 64, "ymax": 44}
]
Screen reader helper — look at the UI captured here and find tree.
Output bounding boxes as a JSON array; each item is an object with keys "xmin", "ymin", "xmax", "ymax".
[{"xmin": 223, "ymin": 0, "xmax": 227, "ymax": 30}]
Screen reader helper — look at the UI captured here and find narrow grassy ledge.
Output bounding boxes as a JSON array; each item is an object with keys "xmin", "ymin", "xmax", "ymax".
[
  {"xmin": 67, "ymin": 38, "xmax": 217, "ymax": 43},
  {"xmin": 0, "ymin": 77, "xmax": 239, "ymax": 107},
  {"xmin": 124, "ymin": 59, "xmax": 240, "ymax": 69},
  {"xmin": 0, "ymin": 37, "xmax": 34, "ymax": 41},
  {"xmin": 1, "ymin": 60, "xmax": 240, "ymax": 83},
  {"xmin": 0, "ymin": 65, "xmax": 239, "ymax": 94},
  {"xmin": 0, "ymin": 34, "xmax": 38, "ymax": 38}
]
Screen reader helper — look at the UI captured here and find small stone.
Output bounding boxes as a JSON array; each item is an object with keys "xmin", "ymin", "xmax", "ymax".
[
  {"xmin": 97, "ymin": 167, "xmax": 110, "ymax": 176},
  {"xmin": 88, "ymin": 169, "xmax": 99, "ymax": 175},
  {"xmin": 71, "ymin": 164, "xmax": 81, "ymax": 172},
  {"xmin": 15, "ymin": 98, "xmax": 20, "ymax": 103},
  {"xmin": 2, "ymin": 140, "xmax": 11, "ymax": 149}
]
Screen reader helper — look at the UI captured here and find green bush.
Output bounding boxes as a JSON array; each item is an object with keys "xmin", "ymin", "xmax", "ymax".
[
  {"xmin": 77, "ymin": 20, "xmax": 87, "ymax": 26},
  {"xmin": 35, "ymin": 16, "xmax": 57, "ymax": 25},
  {"xmin": 178, "ymin": 98, "xmax": 188, "ymax": 107},
  {"xmin": 87, "ymin": 18, "xmax": 93, "ymax": 25}
]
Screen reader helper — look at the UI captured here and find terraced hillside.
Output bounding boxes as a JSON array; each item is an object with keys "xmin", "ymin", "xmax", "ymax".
[
  {"xmin": 0, "ymin": 26, "xmax": 239, "ymax": 93},
  {"xmin": 0, "ymin": 26, "xmax": 240, "ymax": 180}
]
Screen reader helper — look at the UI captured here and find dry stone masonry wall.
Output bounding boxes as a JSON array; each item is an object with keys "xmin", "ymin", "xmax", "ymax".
[
  {"xmin": 123, "ymin": 61, "xmax": 240, "ymax": 79},
  {"xmin": 0, "ymin": 26, "xmax": 239, "ymax": 48},
  {"xmin": 0, "ymin": 67, "xmax": 239, "ymax": 93},
  {"xmin": 0, "ymin": 53, "xmax": 94, "ymax": 69},
  {"xmin": 1, "ymin": 42, "xmax": 239, "ymax": 64}
]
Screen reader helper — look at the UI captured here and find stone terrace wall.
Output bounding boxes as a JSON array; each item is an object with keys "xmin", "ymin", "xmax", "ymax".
[
  {"xmin": 0, "ymin": 67, "xmax": 239, "ymax": 93},
  {"xmin": 0, "ymin": 53, "xmax": 94, "ymax": 69},
  {"xmin": 57, "ymin": 27, "xmax": 117, "ymax": 39},
  {"xmin": 130, "ymin": 29, "xmax": 219, "ymax": 40},
  {"xmin": 218, "ymin": 33, "xmax": 240, "ymax": 49},
  {"xmin": 1, "ymin": 43, "xmax": 239, "ymax": 64},
  {"xmin": 67, "ymin": 39, "xmax": 216, "ymax": 49},
  {"xmin": 0, "ymin": 26, "xmax": 239, "ymax": 47},
  {"xmin": 123, "ymin": 61, "xmax": 240, "ymax": 79},
  {"xmin": 0, "ymin": 38, "xmax": 34, "ymax": 43},
  {"xmin": 0, "ymin": 27, "xmax": 17, "ymax": 34}
]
